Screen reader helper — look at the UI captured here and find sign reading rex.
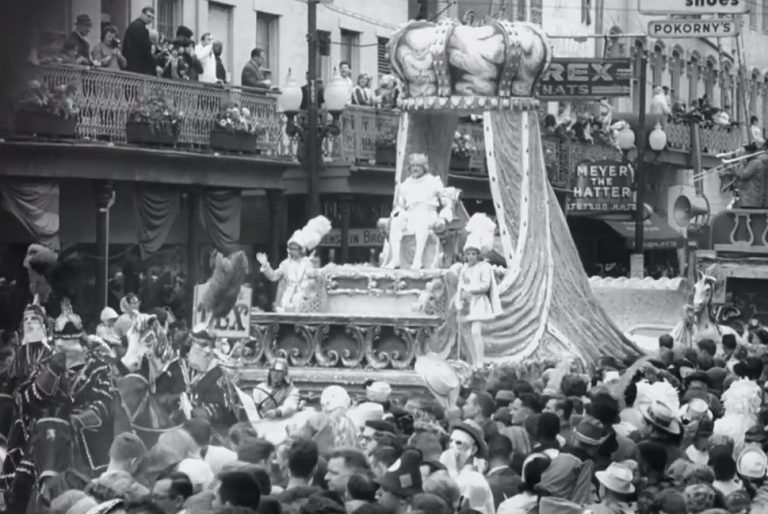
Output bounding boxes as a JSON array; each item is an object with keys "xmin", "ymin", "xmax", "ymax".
[
  {"xmin": 538, "ymin": 58, "xmax": 632, "ymax": 99},
  {"xmin": 638, "ymin": 0, "xmax": 747, "ymax": 15},
  {"xmin": 648, "ymin": 18, "xmax": 739, "ymax": 37}
]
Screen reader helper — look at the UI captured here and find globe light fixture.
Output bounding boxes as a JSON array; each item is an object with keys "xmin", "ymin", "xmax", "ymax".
[
  {"xmin": 648, "ymin": 122, "xmax": 667, "ymax": 153},
  {"xmin": 278, "ymin": 68, "xmax": 302, "ymax": 113},
  {"xmin": 616, "ymin": 125, "xmax": 636, "ymax": 152},
  {"xmin": 324, "ymin": 68, "xmax": 350, "ymax": 113}
]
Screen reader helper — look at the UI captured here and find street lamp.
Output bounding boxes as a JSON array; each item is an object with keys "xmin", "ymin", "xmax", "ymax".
[
  {"xmin": 279, "ymin": 67, "xmax": 347, "ymax": 217},
  {"xmin": 616, "ymin": 125, "xmax": 636, "ymax": 154},
  {"xmin": 648, "ymin": 122, "xmax": 667, "ymax": 155}
]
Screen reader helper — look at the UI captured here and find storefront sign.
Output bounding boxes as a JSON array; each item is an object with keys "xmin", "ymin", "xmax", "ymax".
[
  {"xmin": 538, "ymin": 58, "xmax": 632, "ymax": 99},
  {"xmin": 568, "ymin": 161, "xmax": 636, "ymax": 213},
  {"xmin": 319, "ymin": 228, "xmax": 386, "ymax": 247},
  {"xmin": 639, "ymin": 0, "xmax": 748, "ymax": 14},
  {"xmin": 648, "ymin": 18, "xmax": 739, "ymax": 37},
  {"xmin": 192, "ymin": 284, "xmax": 253, "ymax": 338}
]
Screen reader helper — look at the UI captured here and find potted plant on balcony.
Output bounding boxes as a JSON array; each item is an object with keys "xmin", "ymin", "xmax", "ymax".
[
  {"xmin": 210, "ymin": 103, "xmax": 262, "ymax": 154},
  {"xmin": 375, "ymin": 131, "xmax": 398, "ymax": 166},
  {"xmin": 126, "ymin": 94, "xmax": 183, "ymax": 145},
  {"xmin": 450, "ymin": 130, "xmax": 475, "ymax": 171},
  {"xmin": 15, "ymin": 80, "xmax": 80, "ymax": 138}
]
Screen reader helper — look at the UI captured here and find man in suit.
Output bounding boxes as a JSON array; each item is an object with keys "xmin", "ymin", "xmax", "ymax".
[
  {"xmin": 122, "ymin": 6, "xmax": 156, "ymax": 75},
  {"xmin": 241, "ymin": 48, "xmax": 269, "ymax": 88},
  {"xmin": 485, "ymin": 434, "xmax": 522, "ymax": 509}
]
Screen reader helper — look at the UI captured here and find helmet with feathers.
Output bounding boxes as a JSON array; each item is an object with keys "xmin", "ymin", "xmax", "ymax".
[
  {"xmin": 23, "ymin": 244, "xmax": 84, "ymax": 313},
  {"xmin": 463, "ymin": 213, "xmax": 496, "ymax": 255},
  {"xmin": 287, "ymin": 215, "xmax": 332, "ymax": 253}
]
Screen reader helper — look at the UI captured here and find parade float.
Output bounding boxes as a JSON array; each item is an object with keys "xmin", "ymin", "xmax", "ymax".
[{"xmin": 228, "ymin": 18, "xmax": 643, "ymax": 390}]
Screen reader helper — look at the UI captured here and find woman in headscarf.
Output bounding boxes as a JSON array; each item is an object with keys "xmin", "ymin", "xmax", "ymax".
[
  {"xmin": 114, "ymin": 293, "xmax": 142, "ymax": 339},
  {"xmin": 299, "ymin": 385, "xmax": 360, "ymax": 455}
]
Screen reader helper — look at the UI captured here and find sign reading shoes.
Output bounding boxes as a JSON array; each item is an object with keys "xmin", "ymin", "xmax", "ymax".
[
  {"xmin": 648, "ymin": 18, "xmax": 740, "ymax": 37},
  {"xmin": 638, "ymin": 0, "xmax": 748, "ymax": 15}
]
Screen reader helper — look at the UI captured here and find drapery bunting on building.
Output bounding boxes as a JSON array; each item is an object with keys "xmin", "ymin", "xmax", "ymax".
[{"xmin": 0, "ymin": 179, "xmax": 60, "ymax": 250}]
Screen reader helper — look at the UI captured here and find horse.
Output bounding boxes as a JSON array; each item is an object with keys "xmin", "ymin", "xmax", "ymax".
[
  {"xmin": 113, "ymin": 373, "xmax": 182, "ymax": 450},
  {"xmin": 11, "ymin": 414, "xmax": 90, "ymax": 514},
  {"xmin": 672, "ymin": 269, "xmax": 741, "ymax": 349}
]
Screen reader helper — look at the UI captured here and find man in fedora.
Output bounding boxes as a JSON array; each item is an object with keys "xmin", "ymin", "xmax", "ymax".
[
  {"xmin": 590, "ymin": 462, "xmax": 636, "ymax": 513},
  {"xmin": 641, "ymin": 400, "xmax": 685, "ymax": 466},
  {"xmin": 682, "ymin": 370, "xmax": 723, "ymax": 418},
  {"xmin": 64, "ymin": 14, "xmax": 93, "ymax": 65},
  {"xmin": 442, "ymin": 421, "xmax": 495, "ymax": 514}
]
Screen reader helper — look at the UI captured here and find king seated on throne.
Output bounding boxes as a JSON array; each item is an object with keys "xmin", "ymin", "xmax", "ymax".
[{"xmin": 381, "ymin": 153, "xmax": 459, "ymax": 270}]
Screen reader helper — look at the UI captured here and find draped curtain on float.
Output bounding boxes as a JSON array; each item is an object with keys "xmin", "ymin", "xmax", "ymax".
[
  {"xmin": 0, "ymin": 179, "xmax": 61, "ymax": 250},
  {"xmin": 133, "ymin": 186, "xmax": 241, "ymax": 258},
  {"xmin": 198, "ymin": 189, "xmax": 242, "ymax": 254}
]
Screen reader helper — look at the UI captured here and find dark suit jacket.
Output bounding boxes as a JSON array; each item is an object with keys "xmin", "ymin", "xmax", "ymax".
[
  {"xmin": 241, "ymin": 60, "xmax": 266, "ymax": 87},
  {"xmin": 122, "ymin": 19, "xmax": 154, "ymax": 75},
  {"xmin": 486, "ymin": 466, "xmax": 522, "ymax": 508}
]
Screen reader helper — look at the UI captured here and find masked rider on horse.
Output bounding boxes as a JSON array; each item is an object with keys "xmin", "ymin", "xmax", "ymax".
[
  {"xmin": 150, "ymin": 325, "xmax": 240, "ymax": 436},
  {"xmin": 251, "ymin": 357, "xmax": 300, "ymax": 419},
  {"xmin": 1, "ymin": 301, "xmax": 115, "ymax": 511}
]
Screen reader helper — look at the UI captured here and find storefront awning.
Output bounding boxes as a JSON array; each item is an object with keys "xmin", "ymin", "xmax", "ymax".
[{"xmin": 604, "ymin": 213, "xmax": 684, "ymax": 250}]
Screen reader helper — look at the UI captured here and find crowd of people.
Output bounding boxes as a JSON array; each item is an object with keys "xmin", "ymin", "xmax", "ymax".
[
  {"xmin": 31, "ymin": 5, "xmax": 405, "ymax": 108},
  {"xmin": 3, "ymin": 282, "xmax": 768, "ymax": 514}
]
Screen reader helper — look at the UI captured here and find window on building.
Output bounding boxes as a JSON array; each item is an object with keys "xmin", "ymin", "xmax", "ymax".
[
  {"xmin": 764, "ymin": 0, "xmax": 768, "ymax": 31},
  {"xmin": 688, "ymin": 53, "xmax": 700, "ymax": 105},
  {"xmin": 340, "ymin": 29, "xmax": 360, "ymax": 75},
  {"xmin": 316, "ymin": 30, "xmax": 331, "ymax": 83},
  {"xmin": 256, "ymin": 11, "xmax": 279, "ymax": 82},
  {"xmin": 208, "ymin": 2, "xmax": 232, "ymax": 80},
  {"xmin": 763, "ymin": 76, "xmax": 768, "ymax": 126},
  {"xmin": 156, "ymin": 0, "xmax": 179, "ymax": 42},
  {"xmin": 750, "ymin": 69, "xmax": 761, "ymax": 118},
  {"xmin": 721, "ymin": 61, "xmax": 733, "ymax": 113},
  {"xmin": 704, "ymin": 58, "xmax": 716, "ymax": 104},
  {"xmin": 101, "ymin": 0, "xmax": 129, "ymax": 35},
  {"xmin": 517, "ymin": 0, "xmax": 528, "ymax": 21},
  {"xmin": 37, "ymin": 0, "xmax": 70, "ymax": 35},
  {"xmin": 750, "ymin": 0, "xmax": 758, "ymax": 29},
  {"xmin": 651, "ymin": 43, "xmax": 665, "ymax": 87},
  {"xmin": 530, "ymin": 0, "xmax": 542, "ymax": 24},
  {"xmin": 670, "ymin": 48, "xmax": 684, "ymax": 105},
  {"xmin": 377, "ymin": 37, "xmax": 390, "ymax": 77}
]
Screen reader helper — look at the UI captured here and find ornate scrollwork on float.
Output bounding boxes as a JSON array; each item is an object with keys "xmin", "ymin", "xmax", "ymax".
[
  {"xmin": 341, "ymin": 325, "xmax": 368, "ymax": 367},
  {"xmin": 312, "ymin": 324, "xmax": 336, "ymax": 367}
]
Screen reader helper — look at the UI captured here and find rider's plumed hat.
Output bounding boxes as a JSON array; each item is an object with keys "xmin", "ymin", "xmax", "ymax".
[
  {"xmin": 287, "ymin": 215, "xmax": 332, "ymax": 252},
  {"xmin": 191, "ymin": 322, "xmax": 215, "ymax": 343}
]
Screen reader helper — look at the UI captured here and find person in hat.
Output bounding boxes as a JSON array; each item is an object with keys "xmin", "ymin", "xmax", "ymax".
[
  {"xmin": 440, "ymin": 421, "xmax": 495, "ymax": 514},
  {"xmin": 64, "ymin": 14, "xmax": 93, "ymax": 65},
  {"xmin": 96, "ymin": 306, "xmax": 121, "ymax": 351},
  {"xmin": 15, "ymin": 303, "xmax": 51, "ymax": 377},
  {"xmin": 375, "ymin": 449, "xmax": 423, "ymax": 513},
  {"xmin": 114, "ymin": 293, "xmax": 142, "ymax": 339},
  {"xmin": 257, "ymin": 215, "xmax": 332, "ymax": 313},
  {"xmin": 641, "ymin": 400, "xmax": 685, "ymax": 465},
  {"xmin": 1, "ymin": 301, "xmax": 116, "ymax": 511},
  {"xmin": 685, "ymin": 416, "xmax": 714, "ymax": 466},
  {"xmin": 251, "ymin": 357, "xmax": 300, "ymax": 419},
  {"xmin": 454, "ymin": 213, "xmax": 501, "ymax": 370},
  {"xmin": 590, "ymin": 462, "xmax": 636, "ymax": 513},
  {"xmin": 682, "ymin": 370, "xmax": 723, "ymax": 419}
]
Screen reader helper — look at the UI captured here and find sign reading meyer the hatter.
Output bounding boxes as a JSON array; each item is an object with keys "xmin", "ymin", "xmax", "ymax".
[
  {"xmin": 568, "ymin": 161, "xmax": 636, "ymax": 214},
  {"xmin": 638, "ymin": 0, "xmax": 748, "ymax": 15}
]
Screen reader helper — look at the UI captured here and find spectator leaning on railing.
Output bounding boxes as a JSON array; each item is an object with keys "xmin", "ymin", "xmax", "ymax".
[
  {"xmin": 123, "ymin": 6, "xmax": 156, "ymax": 75},
  {"xmin": 241, "ymin": 48, "xmax": 269, "ymax": 88},
  {"xmin": 64, "ymin": 14, "xmax": 93, "ymax": 65},
  {"xmin": 91, "ymin": 25, "xmax": 126, "ymax": 70}
]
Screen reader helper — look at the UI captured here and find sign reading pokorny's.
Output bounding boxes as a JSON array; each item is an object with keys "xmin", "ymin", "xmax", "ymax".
[
  {"xmin": 568, "ymin": 161, "xmax": 637, "ymax": 213},
  {"xmin": 537, "ymin": 59, "xmax": 632, "ymax": 99},
  {"xmin": 648, "ymin": 18, "xmax": 740, "ymax": 37},
  {"xmin": 638, "ymin": 0, "xmax": 748, "ymax": 15}
]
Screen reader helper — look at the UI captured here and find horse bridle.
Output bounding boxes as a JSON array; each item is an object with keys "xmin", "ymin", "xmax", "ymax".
[{"xmin": 118, "ymin": 374, "xmax": 183, "ymax": 433}]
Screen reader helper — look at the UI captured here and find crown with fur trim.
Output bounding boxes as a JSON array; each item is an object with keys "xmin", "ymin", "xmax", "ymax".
[
  {"xmin": 464, "ymin": 213, "xmax": 496, "ymax": 254},
  {"xmin": 288, "ymin": 215, "xmax": 332, "ymax": 252}
]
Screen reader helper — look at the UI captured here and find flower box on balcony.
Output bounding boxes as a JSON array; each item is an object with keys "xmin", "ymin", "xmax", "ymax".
[
  {"xmin": 210, "ymin": 128, "xmax": 261, "ymax": 154},
  {"xmin": 375, "ymin": 146, "xmax": 397, "ymax": 166},
  {"xmin": 125, "ymin": 121, "xmax": 178, "ymax": 146},
  {"xmin": 450, "ymin": 154, "xmax": 471, "ymax": 172},
  {"xmin": 15, "ymin": 111, "xmax": 76, "ymax": 138}
]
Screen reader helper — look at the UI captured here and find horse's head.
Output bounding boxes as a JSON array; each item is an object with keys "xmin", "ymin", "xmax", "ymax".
[
  {"xmin": 692, "ymin": 272, "xmax": 717, "ymax": 314},
  {"xmin": 28, "ymin": 417, "xmax": 73, "ymax": 481}
]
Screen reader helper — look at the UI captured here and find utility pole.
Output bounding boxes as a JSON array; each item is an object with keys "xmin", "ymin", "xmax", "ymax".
[
  {"xmin": 306, "ymin": 0, "xmax": 321, "ymax": 217},
  {"xmin": 633, "ymin": 46, "xmax": 649, "ymax": 277}
]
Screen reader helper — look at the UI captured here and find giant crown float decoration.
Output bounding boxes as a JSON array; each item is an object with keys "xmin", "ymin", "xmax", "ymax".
[{"xmin": 389, "ymin": 19, "xmax": 550, "ymax": 108}]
